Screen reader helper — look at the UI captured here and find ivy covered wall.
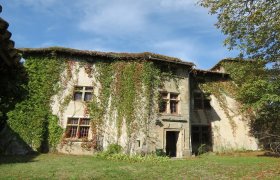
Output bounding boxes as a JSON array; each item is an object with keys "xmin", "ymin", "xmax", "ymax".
[
  {"xmin": 8, "ymin": 57, "xmax": 64, "ymax": 151},
  {"xmin": 7, "ymin": 55, "xmax": 173, "ymax": 153}
]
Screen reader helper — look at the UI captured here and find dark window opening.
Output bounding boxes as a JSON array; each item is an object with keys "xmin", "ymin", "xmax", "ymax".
[
  {"xmin": 193, "ymin": 91, "xmax": 211, "ymax": 110},
  {"xmin": 159, "ymin": 100, "xmax": 167, "ymax": 113},
  {"xmin": 170, "ymin": 101, "xmax": 178, "ymax": 114},
  {"xmin": 84, "ymin": 92, "xmax": 93, "ymax": 101},
  {"xmin": 191, "ymin": 125, "xmax": 212, "ymax": 155},
  {"xmin": 74, "ymin": 92, "xmax": 83, "ymax": 101}
]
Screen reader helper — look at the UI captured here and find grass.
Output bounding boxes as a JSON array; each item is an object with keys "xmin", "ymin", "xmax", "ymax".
[{"xmin": 0, "ymin": 152, "xmax": 279, "ymax": 179}]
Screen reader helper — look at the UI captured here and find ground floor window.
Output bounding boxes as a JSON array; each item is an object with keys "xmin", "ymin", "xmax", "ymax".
[
  {"xmin": 65, "ymin": 117, "xmax": 90, "ymax": 139},
  {"xmin": 191, "ymin": 125, "xmax": 212, "ymax": 155}
]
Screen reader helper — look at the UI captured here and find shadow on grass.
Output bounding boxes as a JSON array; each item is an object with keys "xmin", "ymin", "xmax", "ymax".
[
  {"xmin": 0, "ymin": 125, "xmax": 39, "ymax": 164},
  {"xmin": 257, "ymin": 152, "xmax": 280, "ymax": 158},
  {"xmin": 0, "ymin": 153, "xmax": 39, "ymax": 165}
]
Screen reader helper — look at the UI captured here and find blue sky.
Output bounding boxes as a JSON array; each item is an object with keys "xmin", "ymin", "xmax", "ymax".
[{"xmin": 1, "ymin": 0, "xmax": 239, "ymax": 69}]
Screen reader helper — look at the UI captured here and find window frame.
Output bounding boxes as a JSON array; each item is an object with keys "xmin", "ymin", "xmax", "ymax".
[
  {"xmin": 193, "ymin": 91, "xmax": 211, "ymax": 110},
  {"xmin": 65, "ymin": 117, "xmax": 91, "ymax": 140},
  {"xmin": 73, "ymin": 86, "xmax": 93, "ymax": 102},
  {"xmin": 159, "ymin": 91, "xmax": 180, "ymax": 115}
]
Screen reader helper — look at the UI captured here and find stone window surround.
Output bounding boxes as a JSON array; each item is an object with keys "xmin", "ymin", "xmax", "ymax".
[
  {"xmin": 73, "ymin": 86, "xmax": 93, "ymax": 102},
  {"xmin": 159, "ymin": 91, "xmax": 180, "ymax": 115},
  {"xmin": 65, "ymin": 116, "xmax": 91, "ymax": 140}
]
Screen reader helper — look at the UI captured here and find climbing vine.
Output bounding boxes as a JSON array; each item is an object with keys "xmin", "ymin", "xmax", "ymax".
[
  {"xmin": 88, "ymin": 61, "xmax": 162, "ymax": 141},
  {"xmin": 7, "ymin": 57, "xmax": 65, "ymax": 151},
  {"xmin": 198, "ymin": 59, "xmax": 268, "ymax": 135},
  {"xmin": 7, "ymin": 54, "xmax": 173, "ymax": 152}
]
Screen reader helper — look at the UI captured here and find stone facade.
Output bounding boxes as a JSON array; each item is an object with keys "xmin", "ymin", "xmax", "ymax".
[{"xmin": 20, "ymin": 48, "xmax": 259, "ymax": 157}]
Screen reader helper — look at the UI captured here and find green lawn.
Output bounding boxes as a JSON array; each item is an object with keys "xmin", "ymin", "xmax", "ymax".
[{"xmin": 0, "ymin": 153, "xmax": 279, "ymax": 179}]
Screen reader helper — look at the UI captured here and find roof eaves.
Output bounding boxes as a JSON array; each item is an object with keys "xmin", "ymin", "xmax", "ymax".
[
  {"xmin": 192, "ymin": 68, "xmax": 229, "ymax": 77},
  {"xmin": 18, "ymin": 47, "xmax": 195, "ymax": 67}
]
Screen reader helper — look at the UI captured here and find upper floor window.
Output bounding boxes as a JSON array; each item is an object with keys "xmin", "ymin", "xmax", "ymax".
[
  {"xmin": 65, "ymin": 117, "xmax": 91, "ymax": 139},
  {"xmin": 170, "ymin": 93, "xmax": 179, "ymax": 114},
  {"xmin": 73, "ymin": 86, "xmax": 93, "ymax": 101},
  {"xmin": 159, "ymin": 92, "xmax": 180, "ymax": 115},
  {"xmin": 193, "ymin": 91, "xmax": 211, "ymax": 110},
  {"xmin": 159, "ymin": 92, "xmax": 168, "ymax": 113}
]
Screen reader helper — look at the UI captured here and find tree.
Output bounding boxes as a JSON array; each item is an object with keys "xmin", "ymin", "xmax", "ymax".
[
  {"xmin": 200, "ymin": 0, "xmax": 280, "ymax": 153},
  {"xmin": 200, "ymin": 0, "xmax": 280, "ymax": 62}
]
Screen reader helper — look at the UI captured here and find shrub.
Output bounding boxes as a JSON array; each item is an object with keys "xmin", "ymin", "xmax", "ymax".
[{"xmin": 106, "ymin": 144, "xmax": 123, "ymax": 154}]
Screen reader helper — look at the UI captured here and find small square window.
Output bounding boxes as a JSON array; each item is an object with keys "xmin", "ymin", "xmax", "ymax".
[{"xmin": 73, "ymin": 86, "xmax": 94, "ymax": 102}]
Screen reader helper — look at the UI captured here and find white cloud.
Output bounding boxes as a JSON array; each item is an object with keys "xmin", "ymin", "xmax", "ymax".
[
  {"xmin": 76, "ymin": 0, "xmax": 212, "ymax": 36},
  {"xmin": 151, "ymin": 39, "xmax": 197, "ymax": 61},
  {"xmin": 79, "ymin": 1, "xmax": 148, "ymax": 35},
  {"xmin": 6, "ymin": 0, "xmax": 238, "ymax": 69}
]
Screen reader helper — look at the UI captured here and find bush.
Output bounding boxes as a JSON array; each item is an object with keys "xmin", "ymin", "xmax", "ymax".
[
  {"xmin": 155, "ymin": 149, "xmax": 166, "ymax": 157},
  {"xmin": 197, "ymin": 144, "xmax": 207, "ymax": 155},
  {"xmin": 106, "ymin": 144, "xmax": 122, "ymax": 154},
  {"xmin": 95, "ymin": 144, "xmax": 169, "ymax": 163}
]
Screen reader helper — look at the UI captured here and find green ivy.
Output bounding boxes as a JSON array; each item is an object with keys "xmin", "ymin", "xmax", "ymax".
[
  {"xmin": 7, "ymin": 57, "xmax": 65, "ymax": 151},
  {"xmin": 89, "ymin": 61, "xmax": 162, "ymax": 139}
]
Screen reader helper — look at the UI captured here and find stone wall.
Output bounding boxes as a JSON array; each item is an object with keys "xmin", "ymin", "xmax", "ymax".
[{"xmin": 51, "ymin": 60, "xmax": 192, "ymax": 157}]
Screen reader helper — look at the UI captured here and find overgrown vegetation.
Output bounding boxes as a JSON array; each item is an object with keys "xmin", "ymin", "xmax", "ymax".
[
  {"xmin": 7, "ymin": 57, "xmax": 64, "ymax": 151},
  {"xmin": 95, "ymin": 143, "xmax": 169, "ymax": 162},
  {"xmin": 6, "ymin": 55, "xmax": 166, "ymax": 153},
  {"xmin": 200, "ymin": 59, "xmax": 280, "ymax": 152},
  {"xmin": 0, "ymin": 58, "xmax": 27, "ymax": 131},
  {"xmin": 89, "ymin": 61, "xmax": 161, "ymax": 148},
  {"xmin": 200, "ymin": 0, "xmax": 280, "ymax": 153}
]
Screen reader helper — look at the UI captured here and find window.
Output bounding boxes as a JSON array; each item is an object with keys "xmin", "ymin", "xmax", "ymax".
[
  {"xmin": 159, "ymin": 92, "xmax": 168, "ymax": 113},
  {"xmin": 191, "ymin": 125, "xmax": 212, "ymax": 155},
  {"xmin": 193, "ymin": 91, "xmax": 211, "ymax": 110},
  {"xmin": 65, "ymin": 117, "xmax": 90, "ymax": 139},
  {"xmin": 73, "ymin": 86, "xmax": 93, "ymax": 101},
  {"xmin": 170, "ymin": 93, "xmax": 179, "ymax": 114},
  {"xmin": 159, "ymin": 92, "xmax": 179, "ymax": 115}
]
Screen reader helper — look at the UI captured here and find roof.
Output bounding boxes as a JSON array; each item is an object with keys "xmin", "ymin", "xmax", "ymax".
[
  {"xmin": 0, "ymin": 17, "xmax": 21, "ymax": 66},
  {"xmin": 19, "ymin": 47, "xmax": 195, "ymax": 67},
  {"xmin": 210, "ymin": 58, "xmax": 261, "ymax": 71},
  {"xmin": 191, "ymin": 68, "xmax": 229, "ymax": 78}
]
